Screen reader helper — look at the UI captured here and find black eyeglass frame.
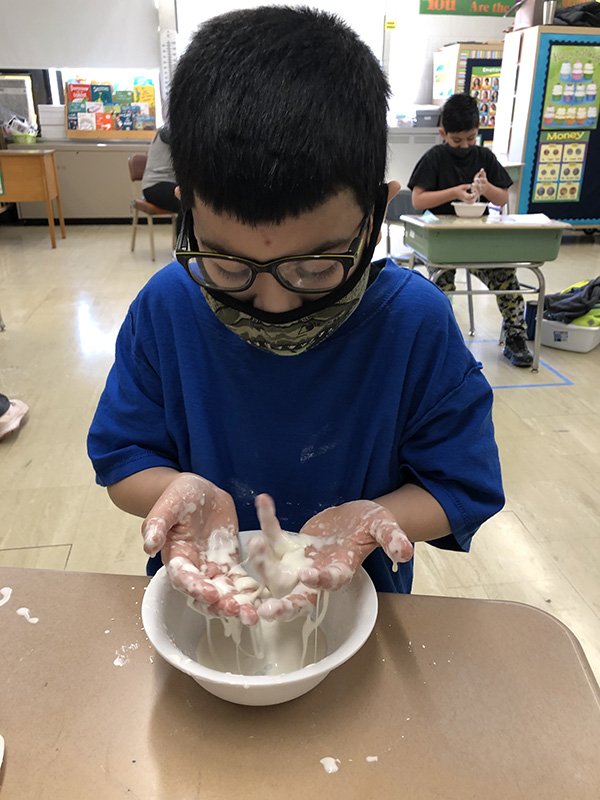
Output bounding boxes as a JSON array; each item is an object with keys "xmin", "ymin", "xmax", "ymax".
[{"xmin": 175, "ymin": 208, "xmax": 372, "ymax": 294}]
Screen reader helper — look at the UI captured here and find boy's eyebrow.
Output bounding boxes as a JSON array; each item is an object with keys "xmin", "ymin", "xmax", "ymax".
[{"xmin": 197, "ymin": 234, "xmax": 356, "ymax": 259}]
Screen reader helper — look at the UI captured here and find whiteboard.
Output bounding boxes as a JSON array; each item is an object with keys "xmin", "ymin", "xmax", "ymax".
[{"xmin": 176, "ymin": 1, "xmax": 386, "ymax": 64}]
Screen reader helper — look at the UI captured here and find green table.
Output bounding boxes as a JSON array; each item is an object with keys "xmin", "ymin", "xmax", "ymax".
[{"xmin": 401, "ymin": 213, "xmax": 570, "ymax": 371}]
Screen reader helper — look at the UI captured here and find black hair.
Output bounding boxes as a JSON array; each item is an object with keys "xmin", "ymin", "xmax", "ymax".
[
  {"xmin": 168, "ymin": 6, "xmax": 390, "ymax": 223},
  {"xmin": 441, "ymin": 93, "xmax": 480, "ymax": 133}
]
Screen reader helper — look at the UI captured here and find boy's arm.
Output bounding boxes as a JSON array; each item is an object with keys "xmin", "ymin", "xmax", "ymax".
[
  {"xmin": 412, "ymin": 184, "xmax": 473, "ymax": 210},
  {"xmin": 374, "ymin": 483, "xmax": 451, "ymax": 542},
  {"xmin": 107, "ymin": 466, "xmax": 182, "ymax": 518}
]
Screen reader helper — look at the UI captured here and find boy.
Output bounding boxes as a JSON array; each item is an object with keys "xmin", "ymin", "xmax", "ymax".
[
  {"xmin": 88, "ymin": 8, "xmax": 504, "ymax": 624},
  {"xmin": 408, "ymin": 93, "xmax": 533, "ymax": 368}
]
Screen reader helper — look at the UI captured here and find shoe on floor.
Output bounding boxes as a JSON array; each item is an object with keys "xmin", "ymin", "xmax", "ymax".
[
  {"xmin": 503, "ymin": 332, "xmax": 534, "ymax": 368},
  {"xmin": 0, "ymin": 399, "xmax": 29, "ymax": 440}
]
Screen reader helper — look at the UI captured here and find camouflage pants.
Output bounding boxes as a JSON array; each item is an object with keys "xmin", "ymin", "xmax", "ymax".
[{"xmin": 430, "ymin": 267, "xmax": 526, "ymax": 336}]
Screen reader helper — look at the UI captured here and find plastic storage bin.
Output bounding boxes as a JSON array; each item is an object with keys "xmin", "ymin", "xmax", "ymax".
[
  {"xmin": 526, "ymin": 300, "xmax": 600, "ymax": 353},
  {"xmin": 540, "ymin": 318, "xmax": 600, "ymax": 353}
]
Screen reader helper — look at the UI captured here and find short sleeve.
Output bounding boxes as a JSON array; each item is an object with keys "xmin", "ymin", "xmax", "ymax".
[
  {"xmin": 398, "ymin": 365, "xmax": 505, "ymax": 552},
  {"xmin": 407, "ymin": 150, "xmax": 439, "ymax": 191},
  {"xmin": 87, "ymin": 305, "xmax": 181, "ymax": 486}
]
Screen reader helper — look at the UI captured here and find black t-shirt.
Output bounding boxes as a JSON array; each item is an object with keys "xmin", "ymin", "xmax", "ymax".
[{"xmin": 407, "ymin": 144, "xmax": 513, "ymax": 215}]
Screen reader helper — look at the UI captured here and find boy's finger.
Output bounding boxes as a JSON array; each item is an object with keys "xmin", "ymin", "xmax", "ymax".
[
  {"xmin": 374, "ymin": 525, "xmax": 414, "ymax": 570},
  {"xmin": 257, "ymin": 588, "xmax": 318, "ymax": 622},
  {"xmin": 166, "ymin": 556, "xmax": 221, "ymax": 604},
  {"xmin": 300, "ymin": 562, "xmax": 353, "ymax": 591},
  {"xmin": 255, "ymin": 493, "xmax": 283, "ymax": 551},
  {"xmin": 141, "ymin": 518, "xmax": 168, "ymax": 556}
]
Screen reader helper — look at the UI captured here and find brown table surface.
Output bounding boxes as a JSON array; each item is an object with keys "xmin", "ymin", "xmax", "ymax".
[{"xmin": 1, "ymin": 566, "xmax": 599, "ymax": 799}]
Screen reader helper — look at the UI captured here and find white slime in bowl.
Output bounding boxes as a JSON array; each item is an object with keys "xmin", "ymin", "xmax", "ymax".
[{"xmin": 192, "ymin": 530, "xmax": 331, "ymax": 676}]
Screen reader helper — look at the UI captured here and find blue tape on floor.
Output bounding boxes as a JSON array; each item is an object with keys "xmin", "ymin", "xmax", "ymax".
[{"xmin": 465, "ymin": 340, "xmax": 574, "ymax": 389}]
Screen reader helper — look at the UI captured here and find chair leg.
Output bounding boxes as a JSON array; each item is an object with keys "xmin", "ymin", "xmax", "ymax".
[
  {"xmin": 466, "ymin": 270, "xmax": 476, "ymax": 336},
  {"xmin": 0, "ymin": 307, "xmax": 5, "ymax": 332},
  {"xmin": 172, "ymin": 216, "xmax": 177, "ymax": 250},
  {"xmin": 131, "ymin": 209, "xmax": 139, "ymax": 252},
  {"xmin": 148, "ymin": 216, "xmax": 156, "ymax": 262}
]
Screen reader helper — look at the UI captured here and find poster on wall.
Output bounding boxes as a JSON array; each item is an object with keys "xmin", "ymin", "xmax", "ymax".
[
  {"xmin": 420, "ymin": 0, "xmax": 511, "ymax": 16},
  {"xmin": 420, "ymin": 0, "xmax": 576, "ymax": 15},
  {"xmin": 532, "ymin": 132, "xmax": 589, "ymax": 203},
  {"xmin": 469, "ymin": 65, "xmax": 501, "ymax": 129},
  {"xmin": 541, "ymin": 44, "xmax": 600, "ymax": 131}
]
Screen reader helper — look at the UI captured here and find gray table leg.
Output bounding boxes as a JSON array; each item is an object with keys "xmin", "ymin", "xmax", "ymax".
[{"xmin": 528, "ymin": 265, "xmax": 546, "ymax": 373}]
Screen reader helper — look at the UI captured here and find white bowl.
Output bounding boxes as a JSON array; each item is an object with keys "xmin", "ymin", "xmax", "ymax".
[
  {"xmin": 141, "ymin": 531, "xmax": 378, "ymax": 706},
  {"xmin": 451, "ymin": 201, "xmax": 489, "ymax": 218}
]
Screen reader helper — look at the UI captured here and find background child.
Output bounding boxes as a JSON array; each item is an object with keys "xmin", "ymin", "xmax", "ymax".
[
  {"xmin": 408, "ymin": 93, "xmax": 533, "ymax": 368},
  {"xmin": 88, "ymin": 9, "xmax": 504, "ymax": 623}
]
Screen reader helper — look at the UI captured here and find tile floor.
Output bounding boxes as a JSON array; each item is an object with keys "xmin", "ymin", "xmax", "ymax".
[{"xmin": 1, "ymin": 218, "xmax": 599, "ymax": 680}]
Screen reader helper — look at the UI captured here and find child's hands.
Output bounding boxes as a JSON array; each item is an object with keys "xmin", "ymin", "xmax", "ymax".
[
  {"xmin": 473, "ymin": 168, "xmax": 489, "ymax": 195},
  {"xmin": 455, "ymin": 184, "xmax": 477, "ymax": 203},
  {"xmin": 142, "ymin": 474, "xmax": 261, "ymax": 625},
  {"xmin": 251, "ymin": 494, "xmax": 413, "ymax": 622}
]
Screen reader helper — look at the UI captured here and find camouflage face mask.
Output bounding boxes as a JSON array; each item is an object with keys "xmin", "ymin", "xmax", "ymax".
[{"xmin": 201, "ymin": 263, "xmax": 371, "ymax": 356}]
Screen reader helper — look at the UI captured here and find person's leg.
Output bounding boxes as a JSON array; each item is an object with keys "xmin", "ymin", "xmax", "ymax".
[
  {"xmin": 428, "ymin": 268, "xmax": 457, "ymax": 293},
  {"xmin": 142, "ymin": 182, "xmax": 183, "ymax": 238},
  {"xmin": 470, "ymin": 268, "xmax": 533, "ymax": 367},
  {"xmin": 142, "ymin": 182, "xmax": 181, "ymax": 214}
]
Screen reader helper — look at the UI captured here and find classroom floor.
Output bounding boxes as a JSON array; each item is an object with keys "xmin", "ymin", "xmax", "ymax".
[{"xmin": 1, "ymin": 219, "xmax": 599, "ymax": 681}]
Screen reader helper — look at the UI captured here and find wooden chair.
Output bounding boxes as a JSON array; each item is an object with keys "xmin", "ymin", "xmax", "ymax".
[{"xmin": 128, "ymin": 154, "xmax": 177, "ymax": 261}]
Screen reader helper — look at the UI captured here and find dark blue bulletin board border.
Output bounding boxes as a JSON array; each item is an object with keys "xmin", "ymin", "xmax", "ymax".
[{"xmin": 519, "ymin": 33, "xmax": 600, "ymax": 225}]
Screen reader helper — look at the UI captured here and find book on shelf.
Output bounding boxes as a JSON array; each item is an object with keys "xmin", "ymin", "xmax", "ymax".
[
  {"xmin": 131, "ymin": 102, "xmax": 151, "ymax": 117},
  {"xmin": 116, "ymin": 112, "xmax": 135, "ymax": 130},
  {"xmin": 85, "ymin": 101, "xmax": 104, "ymax": 114},
  {"xmin": 68, "ymin": 100, "xmax": 87, "ymax": 114},
  {"xmin": 90, "ymin": 84, "xmax": 113, "ymax": 103},
  {"xmin": 135, "ymin": 115, "xmax": 156, "ymax": 131},
  {"xmin": 95, "ymin": 112, "xmax": 113, "ymax": 131},
  {"xmin": 77, "ymin": 112, "xmax": 96, "ymax": 130},
  {"xmin": 114, "ymin": 90, "xmax": 133, "ymax": 105},
  {"xmin": 67, "ymin": 83, "xmax": 91, "ymax": 102},
  {"xmin": 67, "ymin": 113, "xmax": 79, "ymax": 130},
  {"xmin": 133, "ymin": 85, "xmax": 155, "ymax": 106}
]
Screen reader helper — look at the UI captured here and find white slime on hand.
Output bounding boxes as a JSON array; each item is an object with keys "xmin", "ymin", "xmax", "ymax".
[{"xmin": 193, "ymin": 530, "xmax": 331, "ymax": 676}]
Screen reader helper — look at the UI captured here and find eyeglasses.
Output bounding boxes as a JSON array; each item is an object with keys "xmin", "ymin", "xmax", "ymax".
[{"xmin": 175, "ymin": 209, "xmax": 371, "ymax": 294}]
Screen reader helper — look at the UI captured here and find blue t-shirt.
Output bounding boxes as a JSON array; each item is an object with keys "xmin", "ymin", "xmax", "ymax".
[{"xmin": 88, "ymin": 259, "xmax": 504, "ymax": 592}]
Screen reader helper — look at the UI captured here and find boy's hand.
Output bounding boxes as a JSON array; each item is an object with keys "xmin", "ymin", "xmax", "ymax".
[
  {"xmin": 142, "ymin": 474, "xmax": 261, "ymax": 625},
  {"xmin": 252, "ymin": 494, "xmax": 413, "ymax": 622},
  {"xmin": 455, "ymin": 184, "xmax": 477, "ymax": 204},
  {"xmin": 473, "ymin": 168, "xmax": 489, "ymax": 195}
]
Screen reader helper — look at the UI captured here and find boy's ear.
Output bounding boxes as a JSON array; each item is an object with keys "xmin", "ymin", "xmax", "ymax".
[
  {"xmin": 439, "ymin": 127, "xmax": 446, "ymax": 139},
  {"xmin": 175, "ymin": 186, "xmax": 181, "ymax": 200}
]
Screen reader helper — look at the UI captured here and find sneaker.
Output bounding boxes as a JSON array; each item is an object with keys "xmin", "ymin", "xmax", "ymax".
[
  {"xmin": 503, "ymin": 332, "xmax": 533, "ymax": 368},
  {"xmin": 0, "ymin": 399, "xmax": 29, "ymax": 440}
]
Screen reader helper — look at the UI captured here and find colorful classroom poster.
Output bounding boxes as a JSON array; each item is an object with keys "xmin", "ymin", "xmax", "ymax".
[
  {"xmin": 532, "ymin": 131, "xmax": 589, "ymax": 203},
  {"xmin": 541, "ymin": 44, "xmax": 600, "ymax": 131},
  {"xmin": 469, "ymin": 66, "xmax": 501, "ymax": 129}
]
